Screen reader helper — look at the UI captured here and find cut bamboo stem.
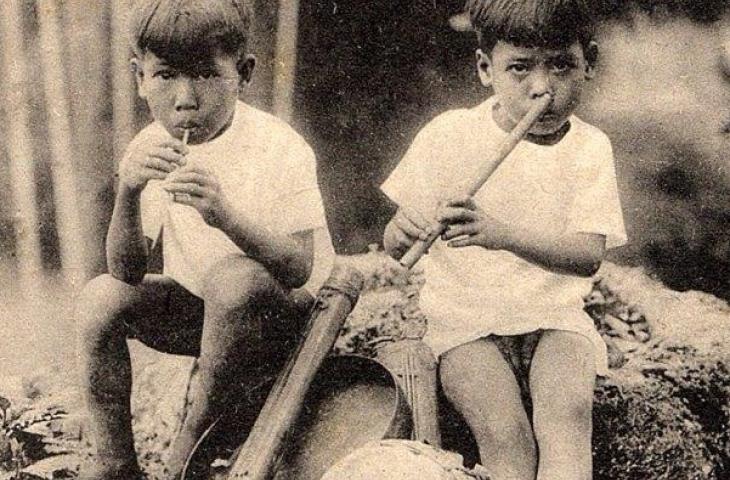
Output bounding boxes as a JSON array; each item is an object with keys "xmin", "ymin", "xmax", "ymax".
[
  {"xmin": 37, "ymin": 0, "xmax": 89, "ymax": 284},
  {"xmin": 0, "ymin": 0, "xmax": 44, "ymax": 292}
]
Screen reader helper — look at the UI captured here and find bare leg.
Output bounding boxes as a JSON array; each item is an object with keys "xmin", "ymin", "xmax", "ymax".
[
  {"xmin": 530, "ymin": 330, "xmax": 596, "ymax": 480},
  {"xmin": 440, "ymin": 338, "xmax": 537, "ymax": 480},
  {"xmin": 164, "ymin": 255, "xmax": 305, "ymax": 478},
  {"xmin": 76, "ymin": 274, "xmax": 201, "ymax": 480}
]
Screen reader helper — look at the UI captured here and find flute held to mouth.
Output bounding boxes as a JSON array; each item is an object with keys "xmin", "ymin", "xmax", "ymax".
[{"xmin": 171, "ymin": 128, "xmax": 191, "ymax": 203}]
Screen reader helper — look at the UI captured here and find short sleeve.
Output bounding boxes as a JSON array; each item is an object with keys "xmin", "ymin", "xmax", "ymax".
[
  {"xmin": 270, "ymin": 139, "xmax": 327, "ymax": 235},
  {"xmin": 381, "ymin": 115, "xmax": 458, "ymax": 218},
  {"xmin": 566, "ymin": 133, "xmax": 628, "ymax": 249}
]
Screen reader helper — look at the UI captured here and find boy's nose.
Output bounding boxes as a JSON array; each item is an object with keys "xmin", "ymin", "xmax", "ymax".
[
  {"xmin": 173, "ymin": 77, "xmax": 199, "ymax": 111},
  {"xmin": 529, "ymin": 69, "xmax": 553, "ymax": 99}
]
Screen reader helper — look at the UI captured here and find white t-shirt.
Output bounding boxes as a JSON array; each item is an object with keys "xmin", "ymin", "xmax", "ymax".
[
  {"xmin": 382, "ymin": 96, "xmax": 627, "ymax": 375},
  {"xmin": 129, "ymin": 101, "xmax": 333, "ymax": 297}
]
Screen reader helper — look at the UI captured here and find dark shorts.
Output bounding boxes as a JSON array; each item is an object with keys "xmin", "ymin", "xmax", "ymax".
[
  {"xmin": 490, "ymin": 330, "xmax": 544, "ymax": 413},
  {"xmin": 124, "ymin": 279, "xmax": 314, "ymax": 362}
]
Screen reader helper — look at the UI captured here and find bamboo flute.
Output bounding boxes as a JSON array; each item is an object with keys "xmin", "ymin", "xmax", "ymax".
[{"xmin": 399, "ymin": 94, "xmax": 553, "ymax": 269}]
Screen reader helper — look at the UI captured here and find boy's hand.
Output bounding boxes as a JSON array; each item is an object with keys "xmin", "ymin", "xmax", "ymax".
[
  {"xmin": 162, "ymin": 165, "xmax": 231, "ymax": 228},
  {"xmin": 118, "ymin": 138, "xmax": 188, "ymax": 194},
  {"xmin": 383, "ymin": 207, "xmax": 433, "ymax": 258},
  {"xmin": 437, "ymin": 195, "xmax": 512, "ymax": 250}
]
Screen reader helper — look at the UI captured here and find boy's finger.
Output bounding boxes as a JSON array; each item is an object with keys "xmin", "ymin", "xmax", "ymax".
[
  {"xmin": 143, "ymin": 156, "xmax": 177, "ymax": 173},
  {"xmin": 394, "ymin": 214, "xmax": 429, "ymax": 240},
  {"xmin": 400, "ymin": 207, "xmax": 431, "ymax": 231},
  {"xmin": 163, "ymin": 182, "xmax": 206, "ymax": 197},
  {"xmin": 447, "ymin": 237, "xmax": 473, "ymax": 248},
  {"xmin": 170, "ymin": 193, "xmax": 201, "ymax": 207},
  {"xmin": 445, "ymin": 195, "xmax": 476, "ymax": 209},
  {"xmin": 159, "ymin": 138, "xmax": 190, "ymax": 155},
  {"xmin": 436, "ymin": 207, "xmax": 477, "ymax": 224},
  {"xmin": 148, "ymin": 147, "xmax": 186, "ymax": 166},
  {"xmin": 393, "ymin": 229, "xmax": 415, "ymax": 249},
  {"xmin": 165, "ymin": 171, "xmax": 209, "ymax": 186},
  {"xmin": 141, "ymin": 168, "xmax": 168, "ymax": 182},
  {"xmin": 441, "ymin": 222, "xmax": 480, "ymax": 240}
]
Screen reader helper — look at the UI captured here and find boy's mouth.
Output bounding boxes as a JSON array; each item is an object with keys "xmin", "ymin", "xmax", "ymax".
[{"xmin": 538, "ymin": 111, "xmax": 558, "ymax": 122}]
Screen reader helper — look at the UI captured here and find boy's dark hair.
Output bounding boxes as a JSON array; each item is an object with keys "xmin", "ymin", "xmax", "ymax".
[
  {"xmin": 129, "ymin": 0, "xmax": 252, "ymax": 70},
  {"xmin": 466, "ymin": 0, "xmax": 596, "ymax": 59}
]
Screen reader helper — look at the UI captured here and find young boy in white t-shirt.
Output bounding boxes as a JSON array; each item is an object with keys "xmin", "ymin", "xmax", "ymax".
[
  {"xmin": 382, "ymin": 1, "xmax": 626, "ymax": 479},
  {"xmin": 75, "ymin": 1, "xmax": 332, "ymax": 479}
]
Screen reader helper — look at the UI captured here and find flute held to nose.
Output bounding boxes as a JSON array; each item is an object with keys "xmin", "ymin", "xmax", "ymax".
[{"xmin": 398, "ymin": 93, "xmax": 553, "ymax": 269}]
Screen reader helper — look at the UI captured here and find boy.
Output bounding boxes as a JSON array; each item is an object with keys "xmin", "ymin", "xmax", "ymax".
[
  {"xmin": 76, "ymin": 1, "xmax": 332, "ymax": 479},
  {"xmin": 382, "ymin": 1, "xmax": 626, "ymax": 479}
]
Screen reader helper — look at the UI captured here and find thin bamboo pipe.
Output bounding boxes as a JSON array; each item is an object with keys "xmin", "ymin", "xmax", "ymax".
[
  {"xmin": 0, "ymin": 0, "xmax": 44, "ymax": 292},
  {"xmin": 399, "ymin": 94, "xmax": 553, "ymax": 269},
  {"xmin": 272, "ymin": 0, "xmax": 300, "ymax": 122},
  {"xmin": 37, "ymin": 0, "xmax": 89, "ymax": 284}
]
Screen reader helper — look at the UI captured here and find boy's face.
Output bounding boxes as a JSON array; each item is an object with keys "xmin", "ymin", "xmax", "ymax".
[
  {"xmin": 477, "ymin": 40, "xmax": 595, "ymax": 135},
  {"xmin": 133, "ymin": 49, "xmax": 253, "ymax": 144}
]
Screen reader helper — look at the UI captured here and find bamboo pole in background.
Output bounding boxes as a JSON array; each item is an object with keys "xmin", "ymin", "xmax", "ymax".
[
  {"xmin": 63, "ymin": 1, "xmax": 113, "ymax": 277},
  {"xmin": 37, "ymin": 0, "xmax": 89, "ymax": 285},
  {"xmin": 0, "ymin": 0, "xmax": 44, "ymax": 293},
  {"xmin": 272, "ymin": 0, "xmax": 300, "ymax": 122},
  {"xmin": 111, "ymin": 0, "xmax": 137, "ymax": 166}
]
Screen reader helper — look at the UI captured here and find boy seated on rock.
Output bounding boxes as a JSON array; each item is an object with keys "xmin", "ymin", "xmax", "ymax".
[
  {"xmin": 76, "ymin": 1, "xmax": 332, "ymax": 478},
  {"xmin": 382, "ymin": 0, "xmax": 627, "ymax": 479}
]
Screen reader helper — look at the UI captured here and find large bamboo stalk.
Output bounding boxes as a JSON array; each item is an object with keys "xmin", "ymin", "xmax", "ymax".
[
  {"xmin": 110, "ymin": 0, "xmax": 137, "ymax": 166},
  {"xmin": 37, "ymin": 0, "xmax": 89, "ymax": 284},
  {"xmin": 0, "ymin": 0, "xmax": 44, "ymax": 292},
  {"xmin": 63, "ymin": 1, "xmax": 114, "ymax": 275},
  {"xmin": 272, "ymin": 0, "xmax": 300, "ymax": 121}
]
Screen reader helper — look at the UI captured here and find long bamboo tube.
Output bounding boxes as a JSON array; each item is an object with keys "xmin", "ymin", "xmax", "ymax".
[
  {"xmin": 272, "ymin": 0, "xmax": 300, "ymax": 121},
  {"xmin": 0, "ymin": 0, "xmax": 44, "ymax": 292},
  {"xmin": 37, "ymin": 0, "xmax": 89, "ymax": 284}
]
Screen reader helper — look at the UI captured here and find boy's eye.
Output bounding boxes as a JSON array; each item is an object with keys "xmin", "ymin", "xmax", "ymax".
[
  {"xmin": 154, "ymin": 70, "xmax": 178, "ymax": 80},
  {"xmin": 196, "ymin": 70, "xmax": 220, "ymax": 81},
  {"xmin": 508, "ymin": 64, "xmax": 529, "ymax": 75},
  {"xmin": 550, "ymin": 59, "xmax": 577, "ymax": 74}
]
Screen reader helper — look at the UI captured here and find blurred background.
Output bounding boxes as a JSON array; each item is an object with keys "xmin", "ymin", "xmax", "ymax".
[{"xmin": 1, "ymin": 0, "xmax": 730, "ymax": 375}]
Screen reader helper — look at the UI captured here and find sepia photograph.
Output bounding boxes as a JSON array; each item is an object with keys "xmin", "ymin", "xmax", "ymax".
[{"xmin": 0, "ymin": 0, "xmax": 728, "ymax": 479}]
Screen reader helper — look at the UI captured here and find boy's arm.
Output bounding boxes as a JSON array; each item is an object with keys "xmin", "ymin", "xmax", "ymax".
[
  {"xmin": 216, "ymin": 211, "xmax": 314, "ymax": 289},
  {"xmin": 162, "ymin": 164, "xmax": 313, "ymax": 289},
  {"xmin": 492, "ymin": 224, "xmax": 605, "ymax": 277},
  {"xmin": 107, "ymin": 135, "xmax": 188, "ymax": 284},
  {"xmin": 106, "ymin": 187, "xmax": 150, "ymax": 284},
  {"xmin": 438, "ymin": 197, "xmax": 606, "ymax": 277}
]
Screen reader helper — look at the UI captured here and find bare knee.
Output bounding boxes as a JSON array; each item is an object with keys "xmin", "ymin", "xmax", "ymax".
[
  {"xmin": 76, "ymin": 274, "xmax": 132, "ymax": 347},
  {"xmin": 533, "ymin": 394, "xmax": 593, "ymax": 448},
  {"xmin": 440, "ymin": 343, "xmax": 533, "ymax": 448},
  {"xmin": 201, "ymin": 256, "xmax": 280, "ymax": 312}
]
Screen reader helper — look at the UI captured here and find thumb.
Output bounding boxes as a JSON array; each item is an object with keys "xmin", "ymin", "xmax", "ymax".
[{"xmin": 447, "ymin": 237, "xmax": 474, "ymax": 248}]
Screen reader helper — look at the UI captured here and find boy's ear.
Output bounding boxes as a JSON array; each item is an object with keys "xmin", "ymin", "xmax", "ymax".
[
  {"xmin": 237, "ymin": 53, "xmax": 256, "ymax": 90},
  {"xmin": 584, "ymin": 41, "xmax": 598, "ymax": 80},
  {"xmin": 130, "ymin": 57, "xmax": 148, "ymax": 99},
  {"xmin": 475, "ymin": 49, "xmax": 493, "ymax": 88}
]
